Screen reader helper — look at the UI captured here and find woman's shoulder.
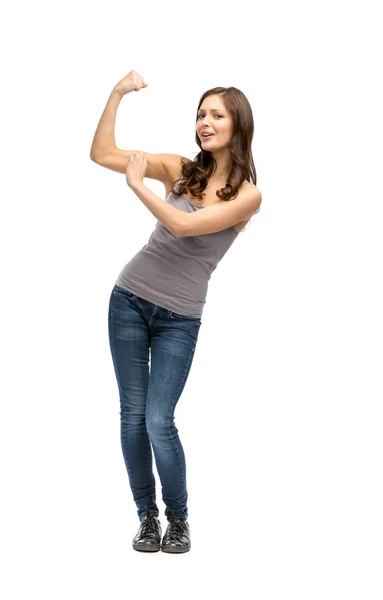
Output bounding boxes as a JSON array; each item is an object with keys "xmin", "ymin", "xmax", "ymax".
[{"xmin": 241, "ymin": 181, "xmax": 260, "ymax": 193}]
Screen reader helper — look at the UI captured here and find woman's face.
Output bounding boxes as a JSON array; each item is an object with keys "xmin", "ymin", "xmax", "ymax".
[{"xmin": 196, "ymin": 95, "xmax": 233, "ymax": 151}]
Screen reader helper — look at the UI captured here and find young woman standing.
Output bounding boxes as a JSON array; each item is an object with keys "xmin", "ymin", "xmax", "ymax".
[{"xmin": 90, "ymin": 70, "xmax": 262, "ymax": 554}]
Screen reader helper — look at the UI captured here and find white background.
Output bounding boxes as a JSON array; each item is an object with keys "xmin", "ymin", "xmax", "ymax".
[{"xmin": 1, "ymin": 0, "xmax": 382, "ymax": 598}]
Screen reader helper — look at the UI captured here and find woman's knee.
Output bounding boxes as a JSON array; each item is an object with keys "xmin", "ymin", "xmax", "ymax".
[{"xmin": 146, "ymin": 412, "xmax": 174, "ymax": 439}]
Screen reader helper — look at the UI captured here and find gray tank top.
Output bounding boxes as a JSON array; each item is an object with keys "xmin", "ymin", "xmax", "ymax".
[{"xmin": 115, "ymin": 181, "xmax": 253, "ymax": 318}]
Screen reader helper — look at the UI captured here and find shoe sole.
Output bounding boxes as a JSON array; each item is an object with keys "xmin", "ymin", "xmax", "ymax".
[
  {"xmin": 133, "ymin": 543, "xmax": 161, "ymax": 552},
  {"xmin": 161, "ymin": 544, "xmax": 190, "ymax": 553}
]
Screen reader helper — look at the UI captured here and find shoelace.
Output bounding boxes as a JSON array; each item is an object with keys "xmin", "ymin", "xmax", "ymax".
[
  {"xmin": 167, "ymin": 518, "xmax": 187, "ymax": 539},
  {"xmin": 140, "ymin": 514, "xmax": 159, "ymax": 537}
]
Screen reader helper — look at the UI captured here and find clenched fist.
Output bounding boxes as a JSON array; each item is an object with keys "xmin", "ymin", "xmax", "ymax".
[{"xmin": 113, "ymin": 70, "xmax": 148, "ymax": 97}]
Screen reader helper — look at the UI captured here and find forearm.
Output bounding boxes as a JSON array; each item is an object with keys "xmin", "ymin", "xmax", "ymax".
[
  {"xmin": 129, "ymin": 182, "xmax": 186, "ymax": 237},
  {"xmin": 90, "ymin": 90, "xmax": 123, "ymax": 159}
]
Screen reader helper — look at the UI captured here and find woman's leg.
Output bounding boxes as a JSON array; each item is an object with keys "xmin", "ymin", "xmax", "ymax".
[
  {"xmin": 108, "ymin": 285, "xmax": 159, "ymax": 521},
  {"xmin": 146, "ymin": 309, "xmax": 201, "ymax": 522}
]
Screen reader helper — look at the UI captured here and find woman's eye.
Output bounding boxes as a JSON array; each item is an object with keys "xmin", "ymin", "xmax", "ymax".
[{"xmin": 198, "ymin": 115, "xmax": 223, "ymax": 118}]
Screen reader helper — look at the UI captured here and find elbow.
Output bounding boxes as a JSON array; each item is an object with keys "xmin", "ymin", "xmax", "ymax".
[
  {"xmin": 90, "ymin": 147, "xmax": 109, "ymax": 164},
  {"xmin": 90, "ymin": 152, "xmax": 103, "ymax": 164}
]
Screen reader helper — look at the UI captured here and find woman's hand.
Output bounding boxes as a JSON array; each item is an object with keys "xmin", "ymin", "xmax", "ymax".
[
  {"xmin": 126, "ymin": 151, "xmax": 147, "ymax": 187},
  {"xmin": 113, "ymin": 70, "xmax": 148, "ymax": 97}
]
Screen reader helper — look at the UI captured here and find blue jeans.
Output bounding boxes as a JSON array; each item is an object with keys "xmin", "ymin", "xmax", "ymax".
[{"xmin": 108, "ymin": 284, "xmax": 202, "ymax": 522}]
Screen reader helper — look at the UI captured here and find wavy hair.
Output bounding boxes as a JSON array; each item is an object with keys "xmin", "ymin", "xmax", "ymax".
[{"xmin": 170, "ymin": 86, "xmax": 257, "ymax": 202}]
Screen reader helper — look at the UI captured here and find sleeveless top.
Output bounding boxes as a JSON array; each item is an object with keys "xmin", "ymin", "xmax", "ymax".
[{"xmin": 115, "ymin": 181, "xmax": 254, "ymax": 318}]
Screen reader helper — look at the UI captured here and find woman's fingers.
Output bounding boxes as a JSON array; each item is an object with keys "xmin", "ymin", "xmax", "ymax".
[
  {"xmin": 114, "ymin": 70, "xmax": 148, "ymax": 96},
  {"xmin": 132, "ymin": 74, "xmax": 147, "ymax": 91}
]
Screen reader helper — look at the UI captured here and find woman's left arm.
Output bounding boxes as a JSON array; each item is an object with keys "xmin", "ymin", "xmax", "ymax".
[
  {"xmin": 129, "ymin": 181, "xmax": 185, "ymax": 237},
  {"xmin": 126, "ymin": 151, "xmax": 186, "ymax": 237}
]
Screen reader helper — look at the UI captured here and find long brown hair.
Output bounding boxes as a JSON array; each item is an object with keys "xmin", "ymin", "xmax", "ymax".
[{"xmin": 170, "ymin": 86, "xmax": 257, "ymax": 202}]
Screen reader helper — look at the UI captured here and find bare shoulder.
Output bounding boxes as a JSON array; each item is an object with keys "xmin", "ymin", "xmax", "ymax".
[
  {"xmin": 160, "ymin": 154, "xmax": 187, "ymax": 186},
  {"xmin": 241, "ymin": 182, "xmax": 262, "ymax": 201},
  {"xmin": 240, "ymin": 182, "xmax": 262, "ymax": 215},
  {"xmin": 241, "ymin": 181, "xmax": 261, "ymax": 192}
]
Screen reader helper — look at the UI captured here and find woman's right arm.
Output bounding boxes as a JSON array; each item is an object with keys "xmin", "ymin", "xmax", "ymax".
[
  {"xmin": 89, "ymin": 74, "xmax": 185, "ymax": 185},
  {"xmin": 89, "ymin": 89, "xmax": 123, "ymax": 160}
]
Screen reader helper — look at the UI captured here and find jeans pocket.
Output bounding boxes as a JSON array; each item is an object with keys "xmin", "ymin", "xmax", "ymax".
[
  {"xmin": 169, "ymin": 310, "xmax": 202, "ymax": 326},
  {"xmin": 112, "ymin": 285, "xmax": 137, "ymax": 300}
]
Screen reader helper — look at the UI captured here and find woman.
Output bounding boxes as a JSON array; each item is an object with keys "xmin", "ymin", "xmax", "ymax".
[{"xmin": 90, "ymin": 70, "xmax": 262, "ymax": 554}]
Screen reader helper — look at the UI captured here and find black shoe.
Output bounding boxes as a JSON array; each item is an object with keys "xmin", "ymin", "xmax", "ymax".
[
  {"xmin": 132, "ymin": 510, "xmax": 162, "ymax": 552},
  {"xmin": 161, "ymin": 517, "xmax": 191, "ymax": 553}
]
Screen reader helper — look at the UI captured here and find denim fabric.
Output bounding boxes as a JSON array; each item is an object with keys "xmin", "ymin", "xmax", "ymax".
[{"xmin": 108, "ymin": 284, "xmax": 202, "ymax": 522}]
